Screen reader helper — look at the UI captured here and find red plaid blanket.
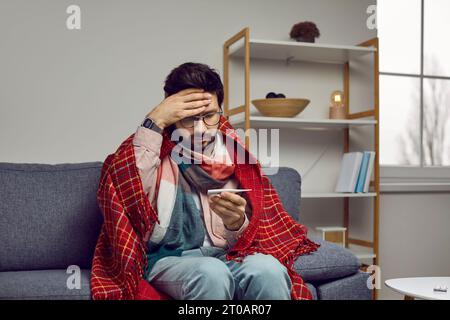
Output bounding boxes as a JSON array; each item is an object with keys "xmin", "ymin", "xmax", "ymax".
[{"xmin": 91, "ymin": 116, "xmax": 320, "ymax": 300}]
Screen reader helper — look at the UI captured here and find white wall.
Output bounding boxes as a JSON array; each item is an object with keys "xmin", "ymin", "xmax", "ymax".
[
  {"xmin": 1, "ymin": 0, "xmax": 448, "ymax": 300},
  {"xmin": 0, "ymin": 0, "xmax": 375, "ymax": 164},
  {"xmin": 378, "ymin": 192, "xmax": 450, "ymax": 299}
]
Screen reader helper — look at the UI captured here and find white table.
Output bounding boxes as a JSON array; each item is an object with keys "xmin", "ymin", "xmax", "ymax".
[{"xmin": 385, "ymin": 277, "xmax": 450, "ymax": 300}]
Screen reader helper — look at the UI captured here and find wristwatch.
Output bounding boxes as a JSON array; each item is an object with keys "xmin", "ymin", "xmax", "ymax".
[{"xmin": 141, "ymin": 117, "xmax": 163, "ymax": 134}]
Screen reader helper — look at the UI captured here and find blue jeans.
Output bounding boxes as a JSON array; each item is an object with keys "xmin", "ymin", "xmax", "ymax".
[{"xmin": 146, "ymin": 247, "xmax": 292, "ymax": 300}]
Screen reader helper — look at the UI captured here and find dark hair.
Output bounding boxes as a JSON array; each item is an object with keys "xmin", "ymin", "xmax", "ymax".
[{"xmin": 163, "ymin": 62, "xmax": 224, "ymax": 107}]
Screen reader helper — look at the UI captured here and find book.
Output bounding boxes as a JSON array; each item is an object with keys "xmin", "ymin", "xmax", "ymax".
[
  {"xmin": 335, "ymin": 152, "xmax": 364, "ymax": 193},
  {"xmin": 363, "ymin": 151, "xmax": 376, "ymax": 192},
  {"xmin": 355, "ymin": 152, "xmax": 371, "ymax": 193}
]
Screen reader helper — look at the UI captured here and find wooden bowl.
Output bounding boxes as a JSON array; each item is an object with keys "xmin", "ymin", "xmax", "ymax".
[{"xmin": 251, "ymin": 98, "xmax": 310, "ymax": 117}]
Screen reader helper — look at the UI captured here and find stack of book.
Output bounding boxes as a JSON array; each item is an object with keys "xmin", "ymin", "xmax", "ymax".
[{"xmin": 335, "ymin": 151, "xmax": 376, "ymax": 193}]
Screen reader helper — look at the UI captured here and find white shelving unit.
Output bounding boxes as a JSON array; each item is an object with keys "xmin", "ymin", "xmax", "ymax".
[
  {"xmin": 348, "ymin": 244, "xmax": 376, "ymax": 260},
  {"xmin": 229, "ymin": 38, "xmax": 376, "ymax": 64},
  {"xmin": 223, "ymin": 28, "xmax": 380, "ymax": 298},
  {"xmin": 232, "ymin": 116, "xmax": 377, "ymax": 130},
  {"xmin": 302, "ymin": 192, "xmax": 377, "ymax": 199}
]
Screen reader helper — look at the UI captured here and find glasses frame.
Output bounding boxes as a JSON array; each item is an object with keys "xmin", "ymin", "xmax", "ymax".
[{"xmin": 180, "ymin": 110, "xmax": 224, "ymax": 128}]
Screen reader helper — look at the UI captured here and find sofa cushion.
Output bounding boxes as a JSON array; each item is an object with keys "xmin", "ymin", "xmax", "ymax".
[
  {"xmin": 316, "ymin": 271, "xmax": 372, "ymax": 300},
  {"xmin": 0, "ymin": 269, "xmax": 91, "ymax": 300},
  {"xmin": 294, "ymin": 238, "xmax": 360, "ymax": 282},
  {"xmin": 0, "ymin": 162, "xmax": 104, "ymax": 271},
  {"xmin": 264, "ymin": 167, "xmax": 301, "ymax": 220}
]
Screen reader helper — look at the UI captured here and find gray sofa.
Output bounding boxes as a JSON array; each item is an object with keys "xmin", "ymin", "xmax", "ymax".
[{"xmin": 0, "ymin": 162, "xmax": 371, "ymax": 300}]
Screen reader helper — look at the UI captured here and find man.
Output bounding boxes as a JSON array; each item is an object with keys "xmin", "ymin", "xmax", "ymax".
[{"xmin": 91, "ymin": 62, "xmax": 319, "ymax": 300}]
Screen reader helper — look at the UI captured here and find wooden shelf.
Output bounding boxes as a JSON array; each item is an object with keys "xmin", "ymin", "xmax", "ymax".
[
  {"xmin": 347, "ymin": 244, "xmax": 376, "ymax": 260},
  {"xmin": 229, "ymin": 38, "xmax": 376, "ymax": 64},
  {"xmin": 302, "ymin": 192, "xmax": 377, "ymax": 198},
  {"xmin": 316, "ymin": 226, "xmax": 347, "ymax": 232},
  {"xmin": 232, "ymin": 116, "xmax": 377, "ymax": 130}
]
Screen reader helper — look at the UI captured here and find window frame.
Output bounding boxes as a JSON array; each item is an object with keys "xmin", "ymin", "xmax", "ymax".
[{"xmin": 379, "ymin": 0, "xmax": 450, "ymax": 192}]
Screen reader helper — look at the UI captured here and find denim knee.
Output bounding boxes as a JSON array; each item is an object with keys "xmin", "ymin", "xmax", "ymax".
[
  {"xmin": 183, "ymin": 257, "xmax": 235, "ymax": 300},
  {"xmin": 237, "ymin": 254, "xmax": 291, "ymax": 300}
]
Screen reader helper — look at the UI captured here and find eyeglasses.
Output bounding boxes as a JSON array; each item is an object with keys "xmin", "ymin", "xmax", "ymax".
[{"xmin": 180, "ymin": 111, "xmax": 223, "ymax": 128}]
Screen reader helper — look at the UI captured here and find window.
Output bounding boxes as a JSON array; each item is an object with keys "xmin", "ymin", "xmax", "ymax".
[{"xmin": 378, "ymin": 0, "xmax": 450, "ymax": 169}]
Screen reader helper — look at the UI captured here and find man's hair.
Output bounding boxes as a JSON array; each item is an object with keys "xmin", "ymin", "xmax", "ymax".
[{"xmin": 163, "ymin": 62, "xmax": 224, "ymax": 108}]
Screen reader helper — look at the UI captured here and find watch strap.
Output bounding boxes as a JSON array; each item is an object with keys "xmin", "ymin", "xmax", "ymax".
[{"xmin": 141, "ymin": 117, "xmax": 163, "ymax": 134}]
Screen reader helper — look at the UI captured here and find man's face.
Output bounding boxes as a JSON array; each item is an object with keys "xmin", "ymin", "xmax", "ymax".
[{"xmin": 174, "ymin": 92, "xmax": 221, "ymax": 150}]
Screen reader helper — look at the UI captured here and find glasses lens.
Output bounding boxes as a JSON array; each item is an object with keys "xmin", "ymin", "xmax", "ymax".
[{"xmin": 204, "ymin": 112, "xmax": 220, "ymax": 126}]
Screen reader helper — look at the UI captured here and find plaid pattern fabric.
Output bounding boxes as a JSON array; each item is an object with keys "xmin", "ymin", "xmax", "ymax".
[{"xmin": 91, "ymin": 116, "xmax": 320, "ymax": 300}]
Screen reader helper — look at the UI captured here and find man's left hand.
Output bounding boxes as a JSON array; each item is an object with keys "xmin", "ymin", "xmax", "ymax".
[{"xmin": 209, "ymin": 191, "xmax": 246, "ymax": 231}]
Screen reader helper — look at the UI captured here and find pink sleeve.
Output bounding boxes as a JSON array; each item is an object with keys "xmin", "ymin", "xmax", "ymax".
[{"xmin": 132, "ymin": 126, "xmax": 163, "ymax": 206}]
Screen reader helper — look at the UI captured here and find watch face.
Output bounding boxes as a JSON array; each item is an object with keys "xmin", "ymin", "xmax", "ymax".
[{"xmin": 143, "ymin": 118, "xmax": 153, "ymax": 128}]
